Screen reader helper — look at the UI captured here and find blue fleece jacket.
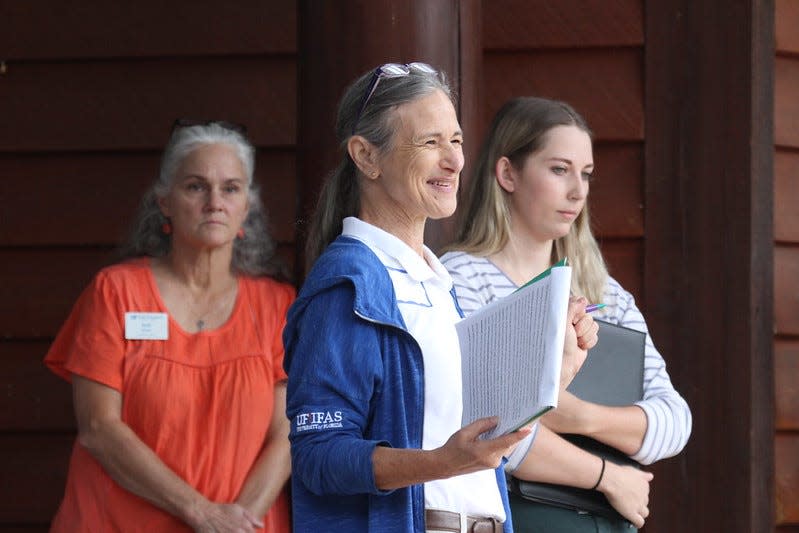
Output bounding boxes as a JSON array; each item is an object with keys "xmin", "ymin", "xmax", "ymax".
[{"xmin": 283, "ymin": 236, "xmax": 513, "ymax": 533}]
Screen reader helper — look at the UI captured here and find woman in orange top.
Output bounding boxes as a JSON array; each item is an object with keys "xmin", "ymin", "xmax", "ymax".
[{"xmin": 44, "ymin": 120, "xmax": 293, "ymax": 532}]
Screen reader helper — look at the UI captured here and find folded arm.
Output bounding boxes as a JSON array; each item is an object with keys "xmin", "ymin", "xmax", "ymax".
[
  {"xmin": 610, "ymin": 283, "xmax": 693, "ymax": 463},
  {"xmin": 540, "ymin": 390, "xmax": 648, "ymax": 455},
  {"xmin": 512, "ymin": 423, "xmax": 652, "ymax": 528}
]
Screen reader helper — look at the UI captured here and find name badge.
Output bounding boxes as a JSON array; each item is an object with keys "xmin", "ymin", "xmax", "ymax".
[{"xmin": 125, "ymin": 312, "xmax": 169, "ymax": 340}]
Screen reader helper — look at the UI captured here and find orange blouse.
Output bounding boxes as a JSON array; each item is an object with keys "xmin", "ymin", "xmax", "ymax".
[{"xmin": 44, "ymin": 258, "xmax": 294, "ymax": 532}]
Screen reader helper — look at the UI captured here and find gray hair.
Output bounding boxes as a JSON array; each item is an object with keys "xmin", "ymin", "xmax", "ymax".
[
  {"xmin": 120, "ymin": 122, "xmax": 284, "ymax": 278},
  {"xmin": 306, "ymin": 63, "xmax": 453, "ymax": 269}
]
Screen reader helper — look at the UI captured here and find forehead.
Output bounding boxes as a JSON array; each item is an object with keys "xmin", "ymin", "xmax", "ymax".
[
  {"xmin": 539, "ymin": 125, "xmax": 593, "ymax": 157},
  {"xmin": 391, "ymin": 89, "xmax": 460, "ymax": 136},
  {"xmin": 178, "ymin": 143, "xmax": 246, "ymax": 176}
]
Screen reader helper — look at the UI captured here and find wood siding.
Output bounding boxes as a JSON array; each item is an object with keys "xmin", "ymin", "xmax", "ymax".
[
  {"xmin": 775, "ymin": 0, "xmax": 799, "ymax": 527},
  {"xmin": 0, "ymin": 1, "xmax": 297, "ymax": 527}
]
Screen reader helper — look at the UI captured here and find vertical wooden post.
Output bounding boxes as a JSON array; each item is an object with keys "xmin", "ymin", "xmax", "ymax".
[
  {"xmin": 296, "ymin": 0, "xmax": 482, "ymax": 278},
  {"xmin": 644, "ymin": 1, "xmax": 774, "ymax": 531}
]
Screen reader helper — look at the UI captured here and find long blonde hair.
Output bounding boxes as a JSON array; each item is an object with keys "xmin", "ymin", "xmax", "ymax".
[{"xmin": 446, "ymin": 97, "xmax": 608, "ymax": 303}]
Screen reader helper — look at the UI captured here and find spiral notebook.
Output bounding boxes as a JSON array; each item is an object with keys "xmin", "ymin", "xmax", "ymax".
[{"xmin": 509, "ymin": 319, "xmax": 646, "ymax": 521}]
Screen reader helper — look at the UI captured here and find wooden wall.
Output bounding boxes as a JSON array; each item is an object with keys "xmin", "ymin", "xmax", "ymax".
[
  {"xmin": 0, "ymin": 2, "xmax": 297, "ymax": 529},
  {"xmin": 775, "ymin": 0, "xmax": 799, "ymax": 529}
]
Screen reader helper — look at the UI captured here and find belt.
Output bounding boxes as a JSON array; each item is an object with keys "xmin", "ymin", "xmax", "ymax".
[{"xmin": 425, "ymin": 509, "xmax": 503, "ymax": 533}]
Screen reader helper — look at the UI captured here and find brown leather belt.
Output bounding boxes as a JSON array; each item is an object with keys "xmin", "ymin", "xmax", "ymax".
[{"xmin": 425, "ymin": 509, "xmax": 503, "ymax": 533}]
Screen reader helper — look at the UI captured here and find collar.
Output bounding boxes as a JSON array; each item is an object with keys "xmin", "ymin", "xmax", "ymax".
[{"xmin": 342, "ymin": 217, "xmax": 453, "ymax": 289}]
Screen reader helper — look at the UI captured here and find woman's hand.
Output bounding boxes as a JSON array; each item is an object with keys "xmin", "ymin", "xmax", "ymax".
[
  {"xmin": 435, "ymin": 417, "xmax": 532, "ymax": 476},
  {"xmin": 597, "ymin": 461, "xmax": 654, "ymax": 529},
  {"xmin": 561, "ymin": 297, "xmax": 597, "ymax": 388},
  {"xmin": 188, "ymin": 501, "xmax": 264, "ymax": 533},
  {"xmin": 572, "ymin": 298, "xmax": 598, "ymax": 351},
  {"xmin": 373, "ymin": 418, "xmax": 532, "ymax": 490}
]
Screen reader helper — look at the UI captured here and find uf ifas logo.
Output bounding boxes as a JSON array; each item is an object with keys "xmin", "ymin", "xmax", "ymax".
[{"xmin": 295, "ymin": 410, "xmax": 344, "ymax": 432}]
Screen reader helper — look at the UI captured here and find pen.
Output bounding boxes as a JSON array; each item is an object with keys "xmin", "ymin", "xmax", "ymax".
[{"xmin": 585, "ymin": 303, "xmax": 606, "ymax": 313}]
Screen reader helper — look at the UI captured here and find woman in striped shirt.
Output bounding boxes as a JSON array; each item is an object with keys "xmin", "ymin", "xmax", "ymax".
[{"xmin": 440, "ymin": 97, "xmax": 691, "ymax": 533}]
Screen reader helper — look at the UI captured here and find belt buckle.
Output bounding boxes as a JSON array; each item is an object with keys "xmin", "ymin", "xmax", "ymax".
[{"xmin": 469, "ymin": 515, "xmax": 500, "ymax": 533}]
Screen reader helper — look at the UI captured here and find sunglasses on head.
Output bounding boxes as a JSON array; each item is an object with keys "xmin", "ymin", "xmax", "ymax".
[
  {"xmin": 351, "ymin": 62, "xmax": 438, "ymax": 134},
  {"xmin": 171, "ymin": 118, "xmax": 248, "ymax": 135}
]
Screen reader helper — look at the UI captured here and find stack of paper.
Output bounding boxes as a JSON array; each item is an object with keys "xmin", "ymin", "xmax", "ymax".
[{"xmin": 457, "ymin": 262, "xmax": 572, "ymax": 439}]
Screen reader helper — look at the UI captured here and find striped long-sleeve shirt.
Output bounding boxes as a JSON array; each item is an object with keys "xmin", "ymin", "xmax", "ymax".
[{"xmin": 440, "ymin": 250, "xmax": 692, "ymax": 465}]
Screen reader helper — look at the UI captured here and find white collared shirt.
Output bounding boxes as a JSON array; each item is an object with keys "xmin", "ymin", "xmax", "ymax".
[{"xmin": 342, "ymin": 217, "xmax": 505, "ymax": 521}]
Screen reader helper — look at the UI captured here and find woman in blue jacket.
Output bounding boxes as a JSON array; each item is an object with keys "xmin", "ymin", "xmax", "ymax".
[{"xmin": 283, "ymin": 63, "xmax": 597, "ymax": 533}]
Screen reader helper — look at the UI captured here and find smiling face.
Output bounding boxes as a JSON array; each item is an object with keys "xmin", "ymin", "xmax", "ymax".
[
  {"xmin": 500, "ymin": 124, "xmax": 593, "ymax": 243},
  {"xmin": 158, "ymin": 143, "xmax": 250, "ymax": 251},
  {"xmin": 362, "ymin": 89, "xmax": 464, "ymax": 232}
]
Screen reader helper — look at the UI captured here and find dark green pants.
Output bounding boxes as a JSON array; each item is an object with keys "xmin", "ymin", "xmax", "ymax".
[{"xmin": 509, "ymin": 492, "xmax": 636, "ymax": 533}]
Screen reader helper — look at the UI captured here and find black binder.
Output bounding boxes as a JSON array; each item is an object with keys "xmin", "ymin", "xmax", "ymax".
[{"xmin": 509, "ymin": 319, "xmax": 646, "ymax": 521}]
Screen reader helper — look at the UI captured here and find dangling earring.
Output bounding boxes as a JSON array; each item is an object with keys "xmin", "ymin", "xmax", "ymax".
[
  {"xmin": 161, "ymin": 221, "xmax": 172, "ymax": 235},
  {"xmin": 237, "ymin": 228, "xmax": 245, "ymax": 239}
]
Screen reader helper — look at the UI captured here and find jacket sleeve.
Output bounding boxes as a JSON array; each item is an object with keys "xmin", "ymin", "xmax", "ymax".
[{"xmin": 285, "ymin": 283, "xmax": 391, "ymax": 496}]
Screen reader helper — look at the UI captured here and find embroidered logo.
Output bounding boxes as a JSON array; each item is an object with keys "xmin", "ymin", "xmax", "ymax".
[{"xmin": 295, "ymin": 410, "xmax": 344, "ymax": 432}]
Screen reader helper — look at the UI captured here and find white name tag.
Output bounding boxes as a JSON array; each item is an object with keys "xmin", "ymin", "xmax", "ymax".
[{"xmin": 125, "ymin": 312, "xmax": 169, "ymax": 340}]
